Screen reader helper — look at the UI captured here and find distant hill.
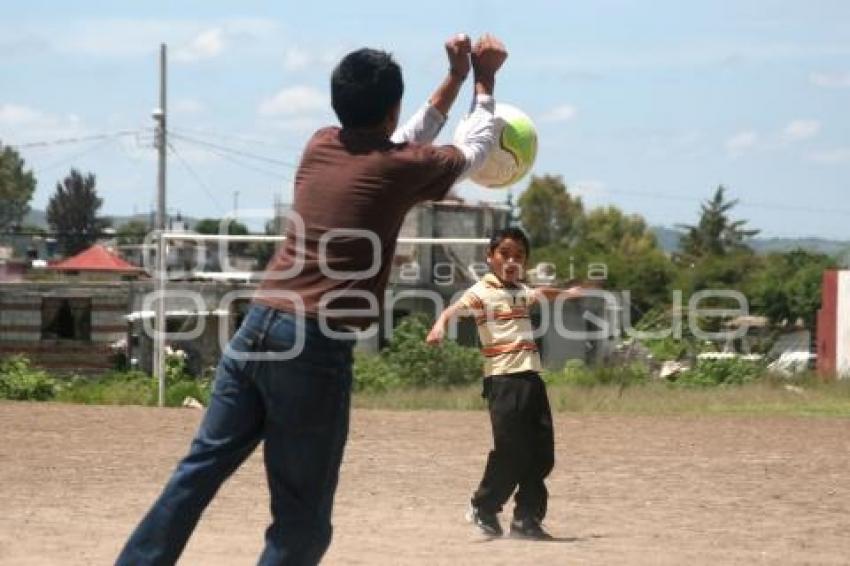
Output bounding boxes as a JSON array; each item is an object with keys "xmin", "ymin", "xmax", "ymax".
[
  {"xmin": 22, "ymin": 209, "xmax": 48, "ymax": 228},
  {"xmin": 21, "ymin": 209, "xmax": 850, "ymax": 260},
  {"xmin": 652, "ymin": 226, "xmax": 684, "ymax": 254},
  {"xmin": 747, "ymin": 237, "xmax": 850, "ymax": 257},
  {"xmin": 651, "ymin": 226, "xmax": 850, "ymax": 258},
  {"xmin": 24, "ymin": 210, "xmax": 200, "ymax": 230}
]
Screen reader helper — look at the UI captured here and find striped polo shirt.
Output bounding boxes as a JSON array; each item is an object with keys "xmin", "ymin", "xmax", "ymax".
[{"xmin": 458, "ymin": 273, "xmax": 542, "ymax": 376}]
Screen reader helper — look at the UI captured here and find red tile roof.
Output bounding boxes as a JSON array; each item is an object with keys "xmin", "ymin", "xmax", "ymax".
[{"xmin": 50, "ymin": 244, "xmax": 143, "ymax": 273}]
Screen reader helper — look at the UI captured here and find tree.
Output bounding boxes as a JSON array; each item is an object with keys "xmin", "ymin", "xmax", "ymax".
[
  {"xmin": 748, "ymin": 249, "xmax": 835, "ymax": 328},
  {"xmin": 678, "ymin": 185, "xmax": 759, "ymax": 259},
  {"xmin": 518, "ymin": 174, "xmax": 584, "ymax": 247},
  {"xmin": 116, "ymin": 220, "xmax": 150, "ymax": 245},
  {"xmin": 582, "ymin": 206, "xmax": 659, "ymax": 256},
  {"xmin": 247, "ymin": 218, "xmax": 281, "ymax": 270},
  {"xmin": 194, "ymin": 218, "xmax": 247, "ymax": 235},
  {"xmin": 0, "ymin": 142, "xmax": 37, "ymax": 232},
  {"xmin": 528, "ymin": 201, "xmax": 675, "ymax": 323},
  {"xmin": 46, "ymin": 169, "xmax": 110, "ymax": 256},
  {"xmin": 195, "ymin": 217, "xmax": 250, "ymax": 255}
]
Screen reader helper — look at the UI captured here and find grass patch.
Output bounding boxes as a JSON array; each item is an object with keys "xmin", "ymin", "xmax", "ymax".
[
  {"xmin": 546, "ymin": 379, "xmax": 850, "ymax": 417},
  {"xmin": 353, "ymin": 384, "xmax": 486, "ymax": 411},
  {"xmin": 55, "ymin": 372, "xmax": 153, "ymax": 405},
  {"xmin": 53, "ymin": 371, "xmax": 211, "ymax": 407},
  {"xmin": 352, "ymin": 378, "xmax": 850, "ymax": 417}
]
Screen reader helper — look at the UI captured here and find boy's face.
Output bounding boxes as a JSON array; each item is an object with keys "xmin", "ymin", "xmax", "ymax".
[{"xmin": 486, "ymin": 237, "xmax": 528, "ymax": 285}]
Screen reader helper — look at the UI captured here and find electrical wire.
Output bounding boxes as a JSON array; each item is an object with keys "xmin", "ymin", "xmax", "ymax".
[
  {"xmin": 34, "ymin": 137, "xmax": 117, "ymax": 176},
  {"xmin": 170, "ymin": 137, "xmax": 295, "ymax": 182},
  {"xmin": 9, "ymin": 129, "xmax": 143, "ymax": 150},
  {"xmin": 170, "ymin": 131, "xmax": 298, "ymax": 169},
  {"xmin": 167, "ymin": 141, "xmax": 226, "ymax": 212},
  {"xmin": 170, "ymin": 126, "xmax": 305, "ymax": 152}
]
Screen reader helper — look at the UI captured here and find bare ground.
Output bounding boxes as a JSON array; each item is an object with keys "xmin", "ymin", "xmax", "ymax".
[{"xmin": 1, "ymin": 402, "xmax": 848, "ymax": 565}]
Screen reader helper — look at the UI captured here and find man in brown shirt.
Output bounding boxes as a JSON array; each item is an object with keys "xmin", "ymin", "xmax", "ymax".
[
  {"xmin": 257, "ymin": 38, "xmax": 503, "ymax": 330},
  {"xmin": 117, "ymin": 34, "xmax": 508, "ymax": 566}
]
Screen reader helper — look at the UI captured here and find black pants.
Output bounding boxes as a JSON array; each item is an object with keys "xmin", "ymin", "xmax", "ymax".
[{"xmin": 471, "ymin": 371, "xmax": 555, "ymax": 521}]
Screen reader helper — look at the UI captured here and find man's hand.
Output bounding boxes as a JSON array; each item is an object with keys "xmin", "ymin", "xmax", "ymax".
[
  {"xmin": 423, "ymin": 33, "xmax": 472, "ymax": 119},
  {"xmin": 471, "ymin": 34, "xmax": 508, "ymax": 94},
  {"xmin": 445, "ymin": 33, "xmax": 472, "ymax": 80}
]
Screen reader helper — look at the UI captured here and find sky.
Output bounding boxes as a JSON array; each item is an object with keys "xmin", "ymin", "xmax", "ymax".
[{"xmin": 1, "ymin": 0, "xmax": 849, "ymax": 238}]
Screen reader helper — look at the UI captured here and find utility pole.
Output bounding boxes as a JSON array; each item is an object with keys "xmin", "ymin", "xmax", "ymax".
[
  {"xmin": 233, "ymin": 190, "xmax": 240, "ymax": 220},
  {"xmin": 153, "ymin": 44, "xmax": 167, "ymax": 406}
]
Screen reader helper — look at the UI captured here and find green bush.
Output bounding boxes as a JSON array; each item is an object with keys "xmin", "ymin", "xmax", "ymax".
[
  {"xmin": 0, "ymin": 355, "xmax": 58, "ymax": 401},
  {"xmin": 151, "ymin": 348, "xmax": 211, "ymax": 406},
  {"xmin": 54, "ymin": 369, "xmax": 211, "ymax": 407},
  {"xmin": 544, "ymin": 359, "xmax": 650, "ymax": 387},
  {"xmin": 156, "ymin": 377, "xmax": 211, "ymax": 407},
  {"xmin": 674, "ymin": 357, "xmax": 764, "ymax": 387},
  {"xmin": 56, "ymin": 371, "xmax": 151, "ymax": 405},
  {"xmin": 642, "ymin": 336, "xmax": 690, "ymax": 361},
  {"xmin": 354, "ymin": 314, "xmax": 483, "ymax": 391},
  {"xmin": 352, "ymin": 352, "xmax": 400, "ymax": 392},
  {"xmin": 164, "ymin": 348, "xmax": 192, "ymax": 383}
]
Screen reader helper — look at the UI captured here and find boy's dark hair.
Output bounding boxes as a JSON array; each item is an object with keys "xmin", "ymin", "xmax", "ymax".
[
  {"xmin": 331, "ymin": 48, "xmax": 404, "ymax": 129},
  {"xmin": 488, "ymin": 227, "xmax": 531, "ymax": 255}
]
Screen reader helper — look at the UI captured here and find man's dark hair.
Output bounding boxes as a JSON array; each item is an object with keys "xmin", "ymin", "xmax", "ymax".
[
  {"xmin": 488, "ymin": 227, "xmax": 531, "ymax": 256},
  {"xmin": 331, "ymin": 48, "xmax": 404, "ymax": 129}
]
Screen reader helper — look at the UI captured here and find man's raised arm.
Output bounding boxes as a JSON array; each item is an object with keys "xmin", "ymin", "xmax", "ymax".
[
  {"xmin": 391, "ymin": 33, "xmax": 472, "ymax": 144},
  {"xmin": 454, "ymin": 34, "xmax": 508, "ymax": 179}
]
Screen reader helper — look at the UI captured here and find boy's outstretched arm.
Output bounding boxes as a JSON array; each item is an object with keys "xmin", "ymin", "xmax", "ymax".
[
  {"xmin": 533, "ymin": 285, "xmax": 585, "ymax": 303},
  {"xmin": 426, "ymin": 302, "xmax": 467, "ymax": 345},
  {"xmin": 391, "ymin": 33, "xmax": 471, "ymax": 145}
]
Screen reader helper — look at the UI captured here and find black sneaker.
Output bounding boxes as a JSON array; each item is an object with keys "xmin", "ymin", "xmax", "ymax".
[
  {"xmin": 466, "ymin": 506, "xmax": 503, "ymax": 537},
  {"xmin": 509, "ymin": 517, "xmax": 553, "ymax": 540}
]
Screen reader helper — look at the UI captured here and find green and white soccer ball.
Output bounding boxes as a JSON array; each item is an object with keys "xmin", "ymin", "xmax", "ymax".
[{"xmin": 454, "ymin": 102, "xmax": 538, "ymax": 188}]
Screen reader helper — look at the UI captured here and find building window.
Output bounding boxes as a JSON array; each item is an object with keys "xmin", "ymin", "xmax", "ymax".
[{"xmin": 41, "ymin": 298, "xmax": 91, "ymax": 341}]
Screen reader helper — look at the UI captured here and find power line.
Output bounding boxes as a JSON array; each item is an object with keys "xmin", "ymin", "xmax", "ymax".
[
  {"xmin": 171, "ymin": 137, "xmax": 295, "ymax": 181},
  {"xmin": 170, "ymin": 131, "xmax": 299, "ymax": 169},
  {"xmin": 171, "ymin": 126, "xmax": 306, "ymax": 152},
  {"xmin": 167, "ymin": 141, "xmax": 226, "ymax": 212},
  {"xmin": 34, "ymin": 137, "xmax": 117, "ymax": 176},
  {"xmin": 9, "ymin": 129, "xmax": 143, "ymax": 149}
]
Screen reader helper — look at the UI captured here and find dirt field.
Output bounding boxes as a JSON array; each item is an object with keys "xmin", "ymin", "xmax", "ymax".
[{"xmin": 1, "ymin": 402, "xmax": 848, "ymax": 565}]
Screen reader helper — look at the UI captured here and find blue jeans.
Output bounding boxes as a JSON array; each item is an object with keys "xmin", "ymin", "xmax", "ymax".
[{"xmin": 116, "ymin": 305, "xmax": 355, "ymax": 566}]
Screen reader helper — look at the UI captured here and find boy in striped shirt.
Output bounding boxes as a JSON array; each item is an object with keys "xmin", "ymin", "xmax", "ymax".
[{"xmin": 426, "ymin": 227, "xmax": 583, "ymax": 539}]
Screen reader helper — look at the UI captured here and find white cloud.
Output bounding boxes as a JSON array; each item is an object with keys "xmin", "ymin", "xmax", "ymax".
[
  {"xmin": 541, "ymin": 104, "xmax": 577, "ymax": 123},
  {"xmin": 282, "ymin": 47, "xmax": 341, "ymax": 72},
  {"xmin": 810, "ymin": 71, "xmax": 850, "ymax": 88},
  {"xmin": 783, "ymin": 119, "xmax": 820, "ymax": 141},
  {"xmin": 175, "ymin": 28, "xmax": 225, "ymax": 62},
  {"xmin": 172, "ymin": 98, "xmax": 205, "ymax": 115},
  {"xmin": 810, "ymin": 148, "xmax": 850, "ymax": 164},
  {"xmin": 0, "ymin": 103, "xmax": 87, "ymax": 143},
  {"xmin": 13, "ymin": 18, "xmax": 278, "ymax": 59},
  {"xmin": 0, "ymin": 103, "xmax": 43, "ymax": 125},
  {"xmin": 284, "ymin": 48, "xmax": 312, "ymax": 71},
  {"xmin": 259, "ymin": 86, "xmax": 326, "ymax": 116},
  {"xmin": 725, "ymin": 130, "xmax": 759, "ymax": 155}
]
